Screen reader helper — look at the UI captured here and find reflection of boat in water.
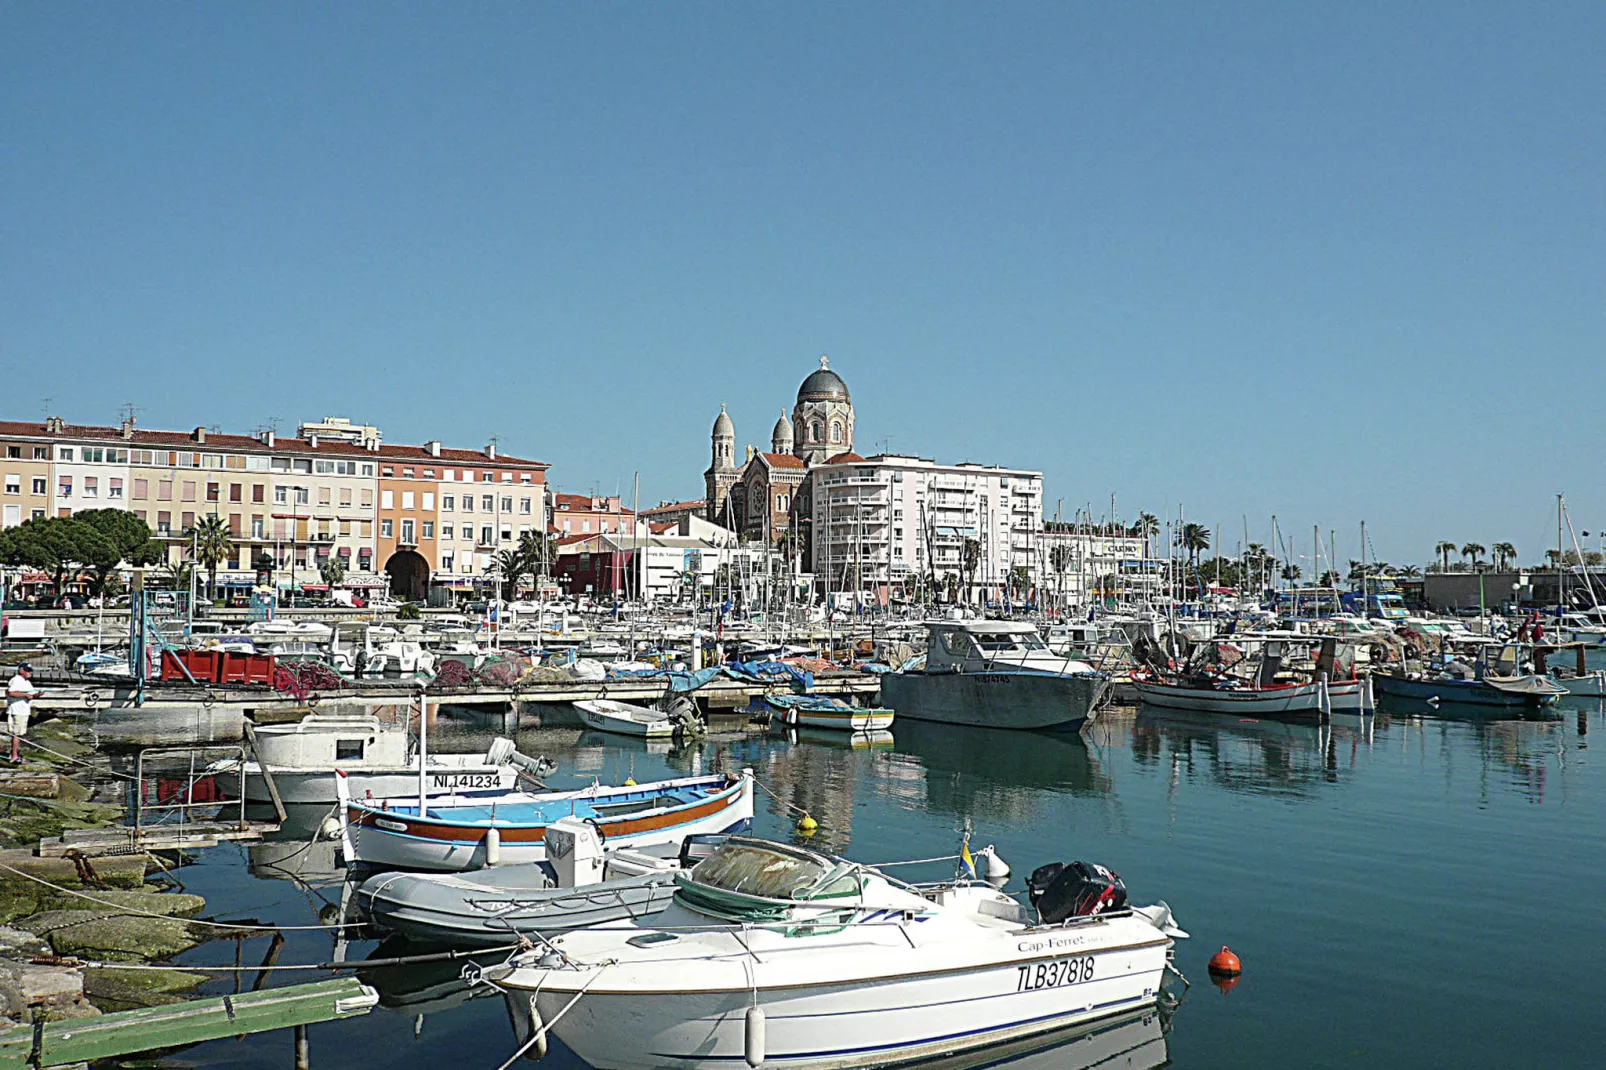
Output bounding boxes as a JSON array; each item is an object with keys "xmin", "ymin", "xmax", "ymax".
[
  {"xmin": 787, "ymin": 726, "xmax": 895, "ymax": 750},
  {"xmin": 1128, "ymin": 709, "xmax": 1355, "ymax": 796},
  {"xmin": 895, "ymin": 1005, "xmax": 1172, "ymax": 1070},
  {"xmin": 888, "ymin": 717, "xmax": 1111, "ymax": 818},
  {"xmin": 356, "ymin": 935, "xmax": 506, "ymax": 1016},
  {"xmin": 245, "ymin": 802, "xmax": 345, "ymax": 885}
]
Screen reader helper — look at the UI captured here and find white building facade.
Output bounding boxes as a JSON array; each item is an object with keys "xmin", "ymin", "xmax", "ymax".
[{"xmin": 808, "ymin": 454, "xmax": 1044, "ymax": 606}]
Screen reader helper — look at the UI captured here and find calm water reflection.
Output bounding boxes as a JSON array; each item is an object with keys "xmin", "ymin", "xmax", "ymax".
[{"xmin": 159, "ymin": 694, "xmax": 1605, "ymax": 1068}]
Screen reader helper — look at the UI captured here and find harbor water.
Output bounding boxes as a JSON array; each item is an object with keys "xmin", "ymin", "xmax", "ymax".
[{"xmin": 154, "ymin": 694, "xmax": 1606, "ymax": 1068}]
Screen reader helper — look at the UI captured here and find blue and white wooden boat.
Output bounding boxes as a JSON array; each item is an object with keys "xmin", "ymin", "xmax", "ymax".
[{"xmin": 339, "ymin": 770, "xmax": 755, "ymax": 872}]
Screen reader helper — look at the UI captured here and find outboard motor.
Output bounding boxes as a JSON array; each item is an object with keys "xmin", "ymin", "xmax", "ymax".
[{"xmin": 1027, "ymin": 861, "xmax": 1128, "ymax": 924}]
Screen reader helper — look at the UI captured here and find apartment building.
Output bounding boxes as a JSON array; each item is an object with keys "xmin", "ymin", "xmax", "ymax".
[
  {"xmin": 550, "ymin": 493, "xmax": 641, "ymax": 538},
  {"xmin": 378, "ymin": 441, "xmax": 549, "ymax": 600},
  {"xmin": 0, "ymin": 415, "xmax": 549, "ymax": 601},
  {"xmin": 808, "ymin": 453, "xmax": 1044, "ymax": 605}
]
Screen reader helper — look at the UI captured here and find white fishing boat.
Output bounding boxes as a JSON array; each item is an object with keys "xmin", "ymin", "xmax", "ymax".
[
  {"xmin": 1131, "ymin": 675, "xmax": 1365, "ymax": 717},
  {"xmin": 339, "ymin": 770, "xmax": 756, "ymax": 872},
  {"xmin": 879, "ymin": 621, "xmax": 1110, "ymax": 731},
  {"xmin": 217, "ymin": 711, "xmax": 550, "ymax": 804},
  {"xmin": 574, "ymin": 699, "xmax": 677, "ymax": 738},
  {"xmin": 488, "ymin": 838, "xmax": 1185, "ymax": 1069}
]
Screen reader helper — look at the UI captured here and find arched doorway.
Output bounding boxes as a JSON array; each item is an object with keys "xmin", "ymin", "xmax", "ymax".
[{"xmin": 385, "ymin": 550, "xmax": 429, "ymax": 602}]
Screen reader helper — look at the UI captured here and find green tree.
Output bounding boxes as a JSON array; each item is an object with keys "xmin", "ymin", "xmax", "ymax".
[
  {"xmin": 1435, "ymin": 541, "xmax": 1457, "ymax": 571},
  {"xmin": 1491, "ymin": 542, "xmax": 1517, "ymax": 570},
  {"xmin": 1399, "ymin": 564, "xmax": 1422, "ymax": 578},
  {"xmin": 960, "ymin": 538, "xmax": 982, "ymax": 600},
  {"xmin": 153, "ymin": 558, "xmax": 194, "ymax": 591},
  {"xmin": 1460, "ymin": 542, "xmax": 1485, "ymax": 569},
  {"xmin": 1132, "ymin": 513, "xmax": 1159, "ymax": 557},
  {"xmin": 1281, "ymin": 563, "xmax": 1302, "ymax": 582},
  {"xmin": 75, "ymin": 508, "xmax": 161, "ymax": 596},
  {"xmin": 188, "ymin": 514, "xmax": 234, "ymax": 599},
  {"xmin": 0, "ymin": 516, "xmax": 115, "ymax": 597},
  {"xmin": 318, "ymin": 555, "xmax": 347, "ymax": 587},
  {"xmin": 493, "ymin": 549, "xmax": 523, "ymax": 600},
  {"xmin": 1178, "ymin": 523, "xmax": 1210, "ymax": 565}
]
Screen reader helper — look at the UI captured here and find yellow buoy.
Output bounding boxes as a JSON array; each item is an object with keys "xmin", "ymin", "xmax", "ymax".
[
  {"xmin": 796, "ymin": 813, "xmax": 818, "ymax": 833},
  {"xmin": 625, "ymin": 777, "xmax": 637, "ymax": 786}
]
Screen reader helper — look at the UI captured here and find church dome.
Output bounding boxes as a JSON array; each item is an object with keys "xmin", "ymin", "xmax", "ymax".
[
  {"xmin": 712, "ymin": 404, "xmax": 734, "ymax": 437},
  {"xmin": 797, "ymin": 355, "xmax": 849, "ymax": 403}
]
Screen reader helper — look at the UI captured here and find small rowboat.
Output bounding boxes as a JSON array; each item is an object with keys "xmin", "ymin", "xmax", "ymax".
[
  {"xmin": 574, "ymin": 699, "xmax": 676, "ymax": 738},
  {"xmin": 766, "ymin": 694, "xmax": 895, "ymax": 732},
  {"xmin": 338, "ymin": 770, "xmax": 755, "ymax": 872}
]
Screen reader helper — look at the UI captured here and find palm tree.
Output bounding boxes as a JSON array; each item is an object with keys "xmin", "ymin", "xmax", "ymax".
[
  {"xmin": 188, "ymin": 514, "xmax": 233, "ymax": 599},
  {"xmin": 493, "ymin": 549, "xmax": 524, "ymax": 601},
  {"xmin": 1178, "ymin": 523, "xmax": 1210, "ymax": 565},
  {"xmin": 1435, "ymin": 541, "xmax": 1457, "ymax": 571},
  {"xmin": 1281, "ymin": 563, "xmax": 1302, "ymax": 582},
  {"xmin": 1460, "ymin": 542, "xmax": 1485, "ymax": 569},
  {"xmin": 318, "ymin": 555, "xmax": 347, "ymax": 588},
  {"xmin": 961, "ymin": 538, "xmax": 982, "ymax": 601},
  {"xmin": 1491, "ymin": 542, "xmax": 1517, "ymax": 570},
  {"xmin": 1399, "ymin": 564, "xmax": 1421, "ymax": 578},
  {"xmin": 1133, "ymin": 513, "xmax": 1159, "ymax": 557}
]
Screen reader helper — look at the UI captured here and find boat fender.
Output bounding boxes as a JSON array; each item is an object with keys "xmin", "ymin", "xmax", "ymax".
[
  {"xmin": 975, "ymin": 845, "xmax": 1010, "ymax": 882},
  {"xmin": 485, "ymin": 826, "xmax": 501, "ymax": 867},
  {"xmin": 524, "ymin": 994, "xmax": 548, "ymax": 1060},
  {"xmin": 744, "ymin": 1005, "xmax": 766, "ymax": 1068}
]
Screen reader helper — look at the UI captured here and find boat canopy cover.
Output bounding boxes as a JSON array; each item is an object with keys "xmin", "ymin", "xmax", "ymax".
[{"xmin": 676, "ymin": 839, "xmax": 861, "ymax": 921}]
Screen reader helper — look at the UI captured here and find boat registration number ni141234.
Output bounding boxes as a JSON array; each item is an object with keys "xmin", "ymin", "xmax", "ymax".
[
  {"xmin": 1016, "ymin": 956, "xmax": 1095, "ymax": 992},
  {"xmin": 431, "ymin": 773, "xmax": 498, "ymax": 790}
]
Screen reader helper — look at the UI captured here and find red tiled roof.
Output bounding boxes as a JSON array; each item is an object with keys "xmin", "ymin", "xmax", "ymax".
[
  {"xmin": 759, "ymin": 452, "xmax": 807, "ymax": 469},
  {"xmin": 649, "ymin": 521, "xmax": 677, "ymax": 534},
  {"xmin": 823, "ymin": 451, "xmax": 867, "ymax": 464},
  {"xmin": 639, "ymin": 499, "xmax": 705, "ymax": 516},
  {"xmin": 552, "ymin": 493, "xmax": 634, "ymax": 514},
  {"xmin": 0, "ymin": 420, "xmax": 546, "ymax": 468}
]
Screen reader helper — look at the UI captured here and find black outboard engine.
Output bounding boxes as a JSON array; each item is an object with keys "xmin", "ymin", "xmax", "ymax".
[{"xmin": 1027, "ymin": 861, "xmax": 1128, "ymax": 924}]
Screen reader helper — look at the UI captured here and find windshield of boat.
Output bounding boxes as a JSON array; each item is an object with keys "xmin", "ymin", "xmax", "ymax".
[
  {"xmin": 971, "ymin": 630, "xmax": 1047, "ymax": 654},
  {"xmin": 689, "ymin": 841, "xmax": 861, "ymax": 901}
]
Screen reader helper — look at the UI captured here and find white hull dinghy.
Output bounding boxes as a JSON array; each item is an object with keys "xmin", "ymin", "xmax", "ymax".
[
  {"xmin": 574, "ymin": 699, "xmax": 678, "ymax": 738},
  {"xmin": 338, "ymin": 770, "xmax": 756, "ymax": 872},
  {"xmin": 485, "ymin": 838, "xmax": 1186, "ymax": 1070},
  {"xmin": 357, "ymin": 820, "xmax": 729, "ymax": 947}
]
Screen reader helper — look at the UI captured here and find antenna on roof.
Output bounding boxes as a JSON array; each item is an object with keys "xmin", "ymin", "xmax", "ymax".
[
  {"xmin": 119, "ymin": 402, "xmax": 141, "ymax": 426},
  {"xmin": 266, "ymin": 416, "xmax": 282, "ymax": 434},
  {"xmin": 41, "ymin": 397, "xmax": 53, "ymax": 419},
  {"xmin": 208, "ymin": 424, "xmax": 222, "ymax": 434}
]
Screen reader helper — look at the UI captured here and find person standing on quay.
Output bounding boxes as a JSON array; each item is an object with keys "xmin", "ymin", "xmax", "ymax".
[{"xmin": 5, "ymin": 663, "xmax": 38, "ymax": 763}]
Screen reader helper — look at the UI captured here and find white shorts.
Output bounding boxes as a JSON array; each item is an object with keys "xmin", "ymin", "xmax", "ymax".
[{"xmin": 6, "ymin": 707, "xmax": 28, "ymax": 737}]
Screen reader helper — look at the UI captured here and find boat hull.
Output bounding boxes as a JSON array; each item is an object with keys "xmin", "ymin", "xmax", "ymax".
[
  {"xmin": 880, "ymin": 670, "xmax": 1108, "ymax": 731},
  {"xmin": 237, "ymin": 758, "xmax": 519, "ymax": 805},
  {"xmin": 575, "ymin": 700, "xmax": 676, "ymax": 739},
  {"xmin": 767, "ymin": 698, "xmax": 895, "ymax": 733},
  {"xmin": 360, "ymin": 869, "xmax": 678, "ymax": 947},
  {"xmin": 345, "ymin": 775, "xmax": 755, "ymax": 872},
  {"xmin": 508, "ymin": 937, "xmax": 1170, "ymax": 1070},
  {"xmin": 1372, "ymin": 673, "xmax": 1556, "ymax": 709},
  {"xmin": 1132, "ymin": 678, "xmax": 1364, "ymax": 718}
]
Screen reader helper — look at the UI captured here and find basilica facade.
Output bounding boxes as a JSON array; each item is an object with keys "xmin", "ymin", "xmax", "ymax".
[{"xmin": 703, "ymin": 356, "xmax": 860, "ymax": 550}]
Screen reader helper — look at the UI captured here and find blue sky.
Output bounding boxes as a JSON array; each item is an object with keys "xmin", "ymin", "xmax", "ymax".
[{"xmin": 4, "ymin": 5, "xmax": 1602, "ymax": 567}]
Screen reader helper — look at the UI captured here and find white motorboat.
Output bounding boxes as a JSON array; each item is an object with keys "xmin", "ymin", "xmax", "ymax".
[
  {"xmin": 218, "ymin": 711, "xmax": 551, "ymax": 804},
  {"xmin": 1131, "ymin": 675, "xmax": 1365, "ymax": 717},
  {"xmin": 574, "ymin": 699, "xmax": 677, "ymax": 738},
  {"xmin": 880, "ymin": 621, "xmax": 1110, "ymax": 731},
  {"xmin": 488, "ymin": 838, "xmax": 1185, "ymax": 1069}
]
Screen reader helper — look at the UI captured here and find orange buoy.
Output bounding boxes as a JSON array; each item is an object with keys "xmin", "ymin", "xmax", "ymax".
[{"xmin": 1208, "ymin": 945, "xmax": 1242, "ymax": 976}]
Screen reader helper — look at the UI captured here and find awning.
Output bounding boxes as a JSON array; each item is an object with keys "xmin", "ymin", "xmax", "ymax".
[
  {"xmin": 341, "ymin": 576, "xmax": 389, "ymax": 589},
  {"xmin": 301, "ymin": 584, "xmax": 330, "ymax": 592}
]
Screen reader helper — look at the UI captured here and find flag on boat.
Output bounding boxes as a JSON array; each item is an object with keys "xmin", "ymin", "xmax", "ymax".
[{"xmin": 960, "ymin": 839, "xmax": 976, "ymax": 879}]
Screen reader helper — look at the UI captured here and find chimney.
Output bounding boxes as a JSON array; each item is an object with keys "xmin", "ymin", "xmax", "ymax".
[
  {"xmin": 425, "ymin": 440, "xmax": 442, "ymax": 458},
  {"xmin": 192, "ymin": 426, "xmax": 206, "ymax": 444},
  {"xmin": 309, "ymin": 434, "xmax": 319, "ymax": 449},
  {"xmin": 120, "ymin": 417, "xmax": 136, "ymax": 440},
  {"xmin": 485, "ymin": 442, "xmax": 497, "ymax": 460},
  {"xmin": 44, "ymin": 416, "xmax": 64, "ymax": 435},
  {"xmin": 262, "ymin": 430, "xmax": 275, "ymax": 448}
]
